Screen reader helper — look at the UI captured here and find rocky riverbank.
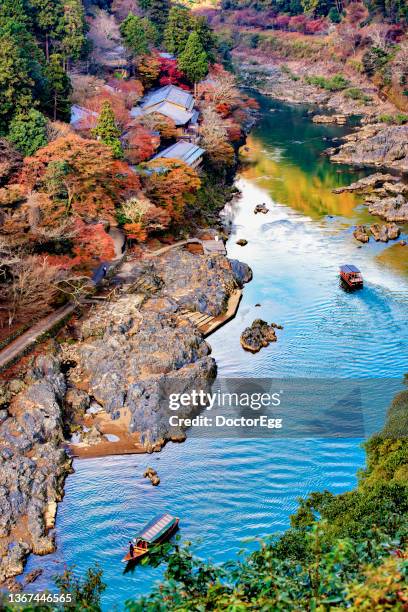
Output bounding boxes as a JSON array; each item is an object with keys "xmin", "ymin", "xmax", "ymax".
[
  {"xmin": 64, "ymin": 248, "xmax": 251, "ymax": 453},
  {"xmin": 330, "ymin": 124, "xmax": 408, "ymax": 174},
  {"xmin": 237, "ymin": 59, "xmax": 395, "ymax": 118},
  {"xmin": 0, "ymin": 353, "xmax": 72, "ymax": 588}
]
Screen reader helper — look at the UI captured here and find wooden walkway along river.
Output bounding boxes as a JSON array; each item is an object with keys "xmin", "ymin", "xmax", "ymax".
[{"xmin": 177, "ymin": 289, "xmax": 242, "ymax": 337}]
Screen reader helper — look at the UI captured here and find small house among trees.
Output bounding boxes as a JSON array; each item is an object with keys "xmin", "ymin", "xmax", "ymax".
[
  {"xmin": 131, "ymin": 84, "xmax": 200, "ymax": 138},
  {"xmin": 152, "ymin": 141, "xmax": 205, "ymax": 168}
]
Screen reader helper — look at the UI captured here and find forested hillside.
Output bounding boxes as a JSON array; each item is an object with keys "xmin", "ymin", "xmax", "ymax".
[{"xmin": 0, "ymin": 0, "xmax": 256, "ymax": 340}]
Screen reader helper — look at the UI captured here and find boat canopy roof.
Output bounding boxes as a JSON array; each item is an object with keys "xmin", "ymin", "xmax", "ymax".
[
  {"xmin": 136, "ymin": 513, "xmax": 177, "ymax": 544},
  {"xmin": 340, "ymin": 264, "xmax": 361, "ymax": 274}
]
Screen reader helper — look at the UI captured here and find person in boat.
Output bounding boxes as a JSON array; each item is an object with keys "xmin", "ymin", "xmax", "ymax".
[{"xmin": 129, "ymin": 541, "xmax": 134, "ymax": 558}]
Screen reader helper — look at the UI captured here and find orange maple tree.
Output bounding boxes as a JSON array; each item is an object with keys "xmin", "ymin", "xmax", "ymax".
[
  {"xmin": 20, "ymin": 135, "xmax": 140, "ymax": 224},
  {"xmin": 142, "ymin": 158, "xmax": 201, "ymax": 220}
]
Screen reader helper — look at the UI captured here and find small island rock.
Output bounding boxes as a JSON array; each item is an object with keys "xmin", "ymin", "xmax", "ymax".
[{"xmin": 240, "ymin": 319, "xmax": 283, "ymax": 353}]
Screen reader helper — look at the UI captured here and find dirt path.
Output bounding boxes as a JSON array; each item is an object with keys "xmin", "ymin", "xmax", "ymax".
[{"xmin": 0, "ymin": 304, "xmax": 75, "ymax": 372}]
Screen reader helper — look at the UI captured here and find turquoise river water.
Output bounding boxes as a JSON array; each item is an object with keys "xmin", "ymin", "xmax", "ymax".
[{"xmin": 23, "ymin": 95, "xmax": 408, "ymax": 609}]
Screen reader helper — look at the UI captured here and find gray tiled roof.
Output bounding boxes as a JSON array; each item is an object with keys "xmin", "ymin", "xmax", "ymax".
[
  {"xmin": 153, "ymin": 141, "xmax": 205, "ymax": 166},
  {"xmin": 143, "ymin": 102, "xmax": 194, "ymax": 126},
  {"xmin": 141, "ymin": 85, "xmax": 194, "ymax": 112}
]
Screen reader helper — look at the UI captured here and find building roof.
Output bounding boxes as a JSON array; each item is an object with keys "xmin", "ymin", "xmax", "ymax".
[
  {"xmin": 144, "ymin": 102, "xmax": 194, "ymax": 126},
  {"xmin": 70, "ymin": 104, "xmax": 99, "ymax": 128},
  {"xmin": 141, "ymin": 85, "xmax": 194, "ymax": 112},
  {"xmin": 132, "ymin": 85, "xmax": 197, "ymax": 126},
  {"xmin": 153, "ymin": 141, "xmax": 205, "ymax": 166},
  {"xmin": 340, "ymin": 265, "xmax": 361, "ymax": 273}
]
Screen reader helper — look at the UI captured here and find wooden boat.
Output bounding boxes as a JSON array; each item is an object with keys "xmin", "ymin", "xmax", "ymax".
[
  {"xmin": 340, "ymin": 264, "xmax": 363, "ymax": 289},
  {"xmin": 122, "ymin": 513, "xmax": 179, "ymax": 563}
]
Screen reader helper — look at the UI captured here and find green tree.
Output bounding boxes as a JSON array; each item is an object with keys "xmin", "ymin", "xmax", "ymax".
[
  {"xmin": 60, "ymin": 0, "xmax": 86, "ymax": 68},
  {"xmin": 54, "ymin": 564, "xmax": 106, "ymax": 610},
  {"xmin": 120, "ymin": 13, "xmax": 148, "ymax": 57},
  {"xmin": 192, "ymin": 15, "xmax": 217, "ymax": 64},
  {"xmin": 164, "ymin": 6, "xmax": 192, "ymax": 56},
  {"xmin": 7, "ymin": 109, "xmax": 47, "ymax": 156},
  {"xmin": 147, "ymin": 0, "xmax": 170, "ymax": 34},
  {"xmin": 43, "ymin": 53, "xmax": 72, "ymax": 121},
  {"xmin": 140, "ymin": 17, "xmax": 158, "ymax": 47},
  {"xmin": 91, "ymin": 101, "xmax": 123, "ymax": 159},
  {"xmin": 0, "ymin": 0, "xmax": 30, "ymax": 32},
  {"xmin": 178, "ymin": 31, "xmax": 209, "ymax": 95},
  {"xmin": 30, "ymin": 0, "xmax": 64, "ymax": 60},
  {"xmin": 0, "ymin": 33, "xmax": 34, "ymax": 134}
]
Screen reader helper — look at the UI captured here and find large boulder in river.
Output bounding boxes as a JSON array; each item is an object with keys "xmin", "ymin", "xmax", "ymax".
[
  {"xmin": 240, "ymin": 320, "xmax": 283, "ymax": 353},
  {"xmin": 332, "ymin": 173, "xmax": 398, "ymax": 194},
  {"xmin": 368, "ymin": 195, "xmax": 408, "ymax": 222},
  {"xmin": 229, "ymin": 259, "xmax": 253, "ymax": 286},
  {"xmin": 370, "ymin": 222, "xmax": 400, "ymax": 242},
  {"xmin": 353, "ymin": 225, "xmax": 370, "ymax": 243}
]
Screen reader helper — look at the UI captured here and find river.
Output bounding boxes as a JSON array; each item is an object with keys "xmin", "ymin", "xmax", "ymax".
[{"xmin": 23, "ymin": 95, "xmax": 408, "ymax": 608}]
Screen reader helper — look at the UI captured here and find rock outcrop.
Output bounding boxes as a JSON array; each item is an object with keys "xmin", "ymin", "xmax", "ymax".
[
  {"xmin": 64, "ymin": 250, "xmax": 252, "ymax": 451},
  {"xmin": 370, "ymin": 223, "xmax": 400, "ymax": 242},
  {"xmin": 331, "ymin": 124, "xmax": 408, "ymax": 173},
  {"xmin": 0, "ymin": 354, "xmax": 72, "ymax": 583},
  {"xmin": 353, "ymin": 225, "xmax": 370, "ymax": 243},
  {"xmin": 313, "ymin": 114, "xmax": 346, "ymax": 124},
  {"xmin": 240, "ymin": 320, "xmax": 283, "ymax": 353},
  {"xmin": 332, "ymin": 173, "xmax": 399, "ymax": 194},
  {"xmin": 333, "ymin": 172, "xmax": 408, "ymax": 223}
]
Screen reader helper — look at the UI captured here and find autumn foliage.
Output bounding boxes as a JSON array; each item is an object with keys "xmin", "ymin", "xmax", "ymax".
[
  {"xmin": 123, "ymin": 123, "xmax": 160, "ymax": 164},
  {"xmin": 143, "ymin": 158, "xmax": 201, "ymax": 220},
  {"xmin": 158, "ymin": 58, "xmax": 189, "ymax": 89}
]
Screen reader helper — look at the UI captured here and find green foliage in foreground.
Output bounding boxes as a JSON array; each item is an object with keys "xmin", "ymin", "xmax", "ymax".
[
  {"xmin": 126, "ymin": 385, "xmax": 408, "ymax": 611},
  {"xmin": 2, "ymin": 565, "xmax": 106, "ymax": 611},
  {"xmin": 7, "ymin": 109, "xmax": 48, "ymax": 156},
  {"xmin": 305, "ymin": 73, "xmax": 350, "ymax": 91}
]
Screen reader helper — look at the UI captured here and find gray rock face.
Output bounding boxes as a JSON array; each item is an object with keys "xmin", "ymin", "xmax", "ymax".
[
  {"xmin": 229, "ymin": 260, "xmax": 253, "ymax": 286},
  {"xmin": 331, "ymin": 125, "xmax": 408, "ymax": 173},
  {"xmin": 368, "ymin": 195, "xmax": 408, "ymax": 222},
  {"xmin": 0, "ymin": 355, "xmax": 72, "ymax": 583},
  {"xmin": 64, "ymin": 250, "xmax": 249, "ymax": 451},
  {"xmin": 333, "ymin": 172, "xmax": 408, "ymax": 223}
]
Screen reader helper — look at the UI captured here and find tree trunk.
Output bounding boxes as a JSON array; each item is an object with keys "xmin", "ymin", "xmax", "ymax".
[
  {"xmin": 45, "ymin": 33, "xmax": 49, "ymax": 62},
  {"xmin": 53, "ymin": 92, "xmax": 57, "ymax": 121}
]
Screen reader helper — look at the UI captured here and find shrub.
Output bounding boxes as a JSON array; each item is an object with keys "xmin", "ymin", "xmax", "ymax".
[
  {"xmin": 305, "ymin": 73, "xmax": 349, "ymax": 91},
  {"xmin": 344, "ymin": 87, "xmax": 372, "ymax": 103},
  {"xmin": 378, "ymin": 113, "xmax": 408, "ymax": 125}
]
